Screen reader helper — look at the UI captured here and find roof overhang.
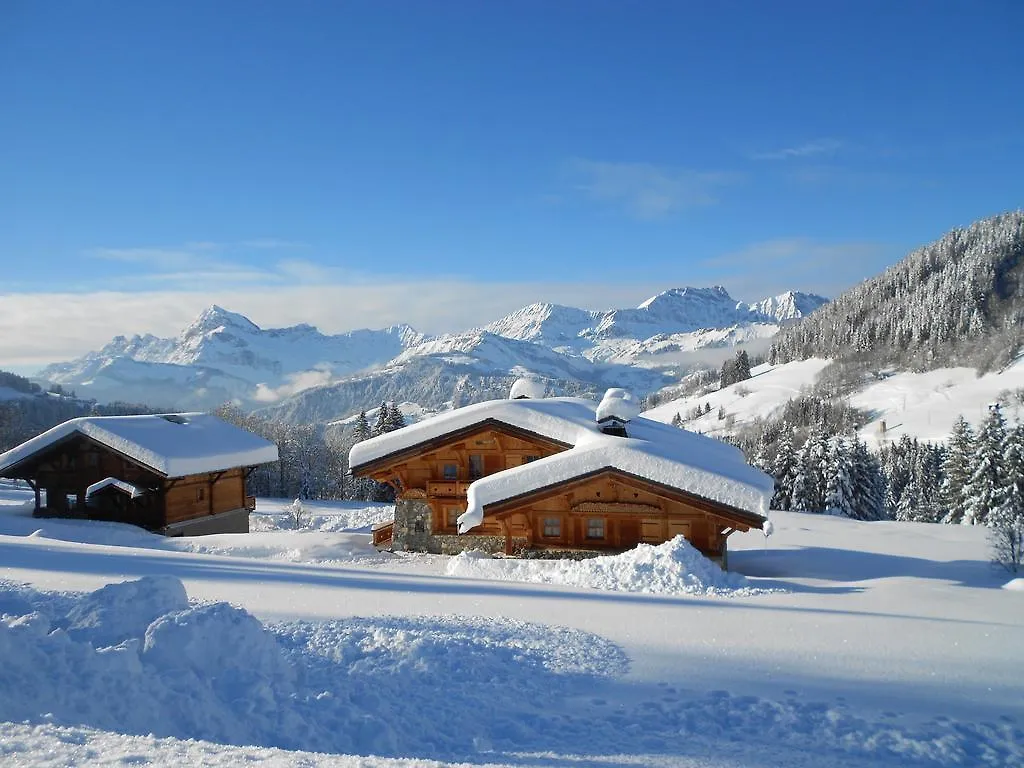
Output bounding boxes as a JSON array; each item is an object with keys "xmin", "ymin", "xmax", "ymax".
[
  {"xmin": 349, "ymin": 418, "xmax": 573, "ymax": 476},
  {"xmin": 481, "ymin": 466, "xmax": 766, "ymax": 531},
  {"xmin": 0, "ymin": 430, "xmax": 167, "ymax": 480}
]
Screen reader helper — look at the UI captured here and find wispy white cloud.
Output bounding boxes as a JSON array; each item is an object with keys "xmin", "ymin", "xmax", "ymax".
[
  {"xmin": 750, "ymin": 138, "xmax": 844, "ymax": 161},
  {"xmin": 703, "ymin": 237, "xmax": 899, "ymax": 300},
  {"xmin": 566, "ymin": 159, "xmax": 740, "ymax": 218}
]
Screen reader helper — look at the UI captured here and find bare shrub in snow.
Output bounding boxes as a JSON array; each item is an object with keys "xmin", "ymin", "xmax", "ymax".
[{"xmin": 285, "ymin": 498, "xmax": 308, "ymax": 530}]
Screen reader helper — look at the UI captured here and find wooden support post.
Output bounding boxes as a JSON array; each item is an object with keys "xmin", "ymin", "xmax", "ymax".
[{"xmin": 25, "ymin": 479, "xmax": 40, "ymax": 513}]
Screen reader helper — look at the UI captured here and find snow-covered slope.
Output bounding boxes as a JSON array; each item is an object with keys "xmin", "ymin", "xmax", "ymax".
[
  {"xmin": 644, "ymin": 356, "xmax": 1024, "ymax": 447},
  {"xmin": 0, "ymin": 485, "xmax": 1020, "ymax": 767}
]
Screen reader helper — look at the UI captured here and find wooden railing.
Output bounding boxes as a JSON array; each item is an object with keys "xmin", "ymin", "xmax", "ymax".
[
  {"xmin": 426, "ymin": 481, "xmax": 470, "ymax": 498},
  {"xmin": 372, "ymin": 521, "xmax": 394, "ymax": 547}
]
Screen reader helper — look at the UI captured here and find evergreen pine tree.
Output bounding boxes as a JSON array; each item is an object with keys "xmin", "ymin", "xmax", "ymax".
[
  {"xmin": 962, "ymin": 405, "xmax": 1007, "ymax": 525},
  {"xmin": 825, "ymin": 436, "xmax": 855, "ymax": 516},
  {"xmin": 989, "ymin": 424, "xmax": 1024, "ymax": 571},
  {"xmin": 671, "ymin": 412, "xmax": 683, "ymax": 428},
  {"xmin": 849, "ymin": 438, "xmax": 886, "ymax": 520},
  {"xmin": 770, "ymin": 431, "xmax": 796, "ymax": 511},
  {"xmin": 348, "ymin": 410, "xmax": 372, "ymax": 501},
  {"xmin": 792, "ymin": 428, "xmax": 827, "ymax": 513},
  {"xmin": 352, "ymin": 410, "xmax": 371, "ymax": 442},
  {"xmin": 372, "ymin": 402, "xmax": 389, "ymax": 437},
  {"xmin": 384, "ymin": 403, "xmax": 406, "ymax": 432},
  {"xmin": 940, "ymin": 416, "xmax": 975, "ymax": 523}
]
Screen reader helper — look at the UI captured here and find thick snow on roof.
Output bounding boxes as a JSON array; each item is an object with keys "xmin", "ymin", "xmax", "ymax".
[
  {"xmin": 0, "ymin": 413, "xmax": 278, "ymax": 478},
  {"xmin": 459, "ymin": 420, "xmax": 772, "ymax": 533},
  {"xmin": 349, "ymin": 397, "xmax": 602, "ymax": 468},
  {"xmin": 85, "ymin": 477, "xmax": 146, "ymax": 499},
  {"xmin": 347, "ymin": 392, "xmax": 772, "ymax": 531}
]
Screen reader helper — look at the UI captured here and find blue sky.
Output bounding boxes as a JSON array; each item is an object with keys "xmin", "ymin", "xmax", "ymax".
[{"xmin": 2, "ymin": 1, "xmax": 1023, "ymax": 367}]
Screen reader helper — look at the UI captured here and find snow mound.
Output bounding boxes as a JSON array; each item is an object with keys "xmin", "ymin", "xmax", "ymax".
[
  {"xmin": 509, "ymin": 376, "xmax": 546, "ymax": 399},
  {"xmin": 595, "ymin": 387, "xmax": 641, "ymax": 423},
  {"xmin": 65, "ymin": 575, "xmax": 189, "ymax": 648},
  {"xmin": 446, "ymin": 536, "xmax": 774, "ymax": 596},
  {"xmin": 1002, "ymin": 577, "xmax": 1024, "ymax": 591}
]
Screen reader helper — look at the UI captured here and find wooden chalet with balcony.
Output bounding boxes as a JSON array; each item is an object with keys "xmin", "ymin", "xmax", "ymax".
[
  {"xmin": 0, "ymin": 413, "xmax": 278, "ymax": 536},
  {"xmin": 351, "ymin": 384, "xmax": 772, "ymax": 567}
]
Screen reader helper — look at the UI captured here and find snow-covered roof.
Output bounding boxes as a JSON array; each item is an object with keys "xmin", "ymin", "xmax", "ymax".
[
  {"xmin": 0, "ymin": 413, "xmax": 279, "ymax": 478},
  {"xmin": 86, "ymin": 477, "xmax": 146, "ymax": 499},
  {"xmin": 348, "ymin": 393, "xmax": 772, "ymax": 531}
]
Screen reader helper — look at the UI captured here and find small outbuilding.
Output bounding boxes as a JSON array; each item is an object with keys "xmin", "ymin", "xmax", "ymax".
[
  {"xmin": 350, "ymin": 383, "xmax": 773, "ymax": 567},
  {"xmin": 0, "ymin": 413, "xmax": 278, "ymax": 535}
]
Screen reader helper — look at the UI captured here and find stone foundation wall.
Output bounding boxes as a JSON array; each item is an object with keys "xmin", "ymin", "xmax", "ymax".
[{"xmin": 391, "ymin": 497, "xmax": 528, "ymax": 555}]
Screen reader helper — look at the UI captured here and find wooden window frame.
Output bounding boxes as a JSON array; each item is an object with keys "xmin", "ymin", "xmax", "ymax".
[
  {"xmin": 445, "ymin": 506, "xmax": 464, "ymax": 529},
  {"xmin": 468, "ymin": 454, "xmax": 484, "ymax": 480},
  {"xmin": 442, "ymin": 463, "xmax": 458, "ymax": 481},
  {"xmin": 586, "ymin": 518, "xmax": 606, "ymax": 540},
  {"xmin": 542, "ymin": 517, "xmax": 561, "ymax": 538}
]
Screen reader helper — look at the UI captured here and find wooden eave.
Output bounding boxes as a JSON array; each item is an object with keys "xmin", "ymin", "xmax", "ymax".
[
  {"xmin": 485, "ymin": 466, "xmax": 766, "ymax": 530},
  {"xmin": 0, "ymin": 431, "xmax": 170, "ymax": 480},
  {"xmin": 349, "ymin": 418, "xmax": 573, "ymax": 476},
  {"xmin": 0, "ymin": 430, "xmax": 257, "ymax": 482}
]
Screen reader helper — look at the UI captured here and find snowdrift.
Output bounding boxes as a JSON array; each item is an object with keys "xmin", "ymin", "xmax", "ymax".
[
  {"xmin": 1, "ymin": 576, "xmax": 1020, "ymax": 765},
  {"xmin": 446, "ymin": 535, "xmax": 774, "ymax": 596}
]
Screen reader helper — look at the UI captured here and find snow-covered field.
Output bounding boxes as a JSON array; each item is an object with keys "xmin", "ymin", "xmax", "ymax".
[
  {"xmin": 645, "ymin": 357, "xmax": 1024, "ymax": 446},
  {"xmin": 0, "ymin": 484, "xmax": 1021, "ymax": 767}
]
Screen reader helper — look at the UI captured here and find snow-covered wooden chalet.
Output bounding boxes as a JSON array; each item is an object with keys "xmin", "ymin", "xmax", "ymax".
[
  {"xmin": 349, "ymin": 383, "xmax": 772, "ymax": 566},
  {"xmin": 0, "ymin": 413, "xmax": 278, "ymax": 535}
]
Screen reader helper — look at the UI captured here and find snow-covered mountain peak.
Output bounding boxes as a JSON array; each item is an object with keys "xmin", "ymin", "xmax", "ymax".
[
  {"xmin": 183, "ymin": 305, "xmax": 261, "ymax": 339},
  {"xmin": 746, "ymin": 291, "xmax": 828, "ymax": 323},
  {"xmin": 484, "ymin": 302, "xmax": 599, "ymax": 344},
  {"xmin": 636, "ymin": 286, "xmax": 734, "ymax": 312}
]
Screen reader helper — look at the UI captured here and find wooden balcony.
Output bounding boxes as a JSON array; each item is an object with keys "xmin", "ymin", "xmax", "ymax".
[{"xmin": 426, "ymin": 480, "xmax": 470, "ymax": 498}]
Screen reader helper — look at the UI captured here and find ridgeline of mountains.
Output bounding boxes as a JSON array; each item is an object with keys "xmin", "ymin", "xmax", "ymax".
[
  {"xmin": 29, "ymin": 209, "xmax": 1024, "ymax": 426},
  {"xmin": 37, "ymin": 287, "xmax": 827, "ymax": 422}
]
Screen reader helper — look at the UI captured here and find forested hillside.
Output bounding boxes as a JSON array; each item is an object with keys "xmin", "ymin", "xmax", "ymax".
[{"xmin": 770, "ymin": 211, "xmax": 1024, "ymax": 372}]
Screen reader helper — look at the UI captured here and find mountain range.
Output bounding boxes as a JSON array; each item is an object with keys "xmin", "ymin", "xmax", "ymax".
[{"xmin": 37, "ymin": 287, "xmax": 827, "ymax": 421}]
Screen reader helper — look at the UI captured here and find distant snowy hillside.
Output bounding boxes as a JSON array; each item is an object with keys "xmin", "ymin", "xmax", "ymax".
[
  {"xmin": 644, "ymin": 356, "xmax": 1024, "ymax": 448},
  {"xmin": 38, "ymin": 287, "xmax": 824, "ymax": 418},
  {"xmin": 771, "ymin": 210, "xmax": 1024, "ymax": 371}
]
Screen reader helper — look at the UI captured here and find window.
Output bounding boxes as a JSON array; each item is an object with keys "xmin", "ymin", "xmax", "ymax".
[
  {"xmin": 469, "ymin": 454, "xmax": 484, "ymax": 480},
  {"xmin": 523, "ymin": 455, "xmax": 540, "ymax": 464},
  {"xmin": 443, "ymin": 463, "xmax": 458, "ymax": 481},
  {"xmin": 542, "ymin": 517, "xmax": 561, "ymax": 537},
  {"xmin": 196, "ymin": 487, "xmax": 205, "ymax": 502},
  {"xmin": 446, "ymin": 506, "xmax": 464, "ymax": 528},
  {"xmin": 586, "ymin": 518, "xmax": 606, "ymax": 540},
  {"xmin": 85, "ymin": 453, "xmax": 99, "ymax": 467}
]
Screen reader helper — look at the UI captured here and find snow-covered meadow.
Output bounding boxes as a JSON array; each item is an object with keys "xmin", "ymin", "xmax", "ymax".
[
  {"xmin": 0, "ymin": 483, "xmax": 1021, "ymax": 766},
  {"xmin": 644, "ymin": 357, "xmax": 1024, "ymax": 448}
]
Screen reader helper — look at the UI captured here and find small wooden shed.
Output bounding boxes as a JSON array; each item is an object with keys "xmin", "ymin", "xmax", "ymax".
[{"xmin": 0, "ymin": 413, "xmax": 278, "ymax": 535}]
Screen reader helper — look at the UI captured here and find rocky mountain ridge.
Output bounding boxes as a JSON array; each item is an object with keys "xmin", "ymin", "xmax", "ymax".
[{"xmin": 37, "ymin": 287, "xmax": 827, "ymax": 420}]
